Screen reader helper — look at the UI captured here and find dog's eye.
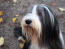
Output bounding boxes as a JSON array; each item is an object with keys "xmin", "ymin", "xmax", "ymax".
[{"xmin": 37, "ymin": 9, "xmax": 42, "ymax": 17}]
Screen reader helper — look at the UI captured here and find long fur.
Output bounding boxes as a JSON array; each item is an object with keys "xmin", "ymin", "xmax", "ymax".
[{"xmin": 21, "ymin": 4, "xmax": 64, "ymax": 49}]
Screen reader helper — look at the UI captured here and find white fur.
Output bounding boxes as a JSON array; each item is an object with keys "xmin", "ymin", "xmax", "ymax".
[
  {"xmin": 31, "ymin": 5, "xmax": 42, "ymax": 37},
  {"xmin": 30, "ymin": 43, "xmax": 48, "ymax": 49},
  {"xmin": 32, "ymin": 5, "xmax": 38, "ymax": 14},
  {"xmin": 30, "ymin": 43, "xmax": 40, "ymax": 49},
  {"xmin": 59, "ymin": 30, "xmax": 64, "ymax": 46}
]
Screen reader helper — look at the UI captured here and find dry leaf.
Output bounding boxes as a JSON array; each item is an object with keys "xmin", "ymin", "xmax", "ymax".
[
  {"xmin": 0, "ymin": 37, "xmax": 4, "ymax": 46},
  {"xmin": 0, "ymin": 11, "xmax": 3, "ymax": 16},
  {"xmin": 0, "ymin": 18, "xmax": 3, "ymax": 23},
  {"xmin": 58, "ymin": 8, "xmax": 65, "ymax": 12},
  {"xmin": 12, "ymin": 17, "xmax": 17, "ymax": 23},
  {"xmin": 19, "ymin": 43, "xmax": 24, "ymax": 48}
]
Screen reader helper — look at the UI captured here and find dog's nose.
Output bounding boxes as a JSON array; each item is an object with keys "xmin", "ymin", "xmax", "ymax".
[{"xmin": 25, "ymin": 19, "xmax": 32, "ymax": 25}]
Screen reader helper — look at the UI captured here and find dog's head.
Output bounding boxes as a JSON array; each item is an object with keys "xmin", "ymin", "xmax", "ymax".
[{"xmin": 21, "ymin": 4, "xmax": 58, "ymax": 43}]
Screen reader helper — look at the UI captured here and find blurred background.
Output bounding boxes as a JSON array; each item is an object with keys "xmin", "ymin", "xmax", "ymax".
[{"xmin": 0, "ymin": 0, "xmax": 65, "ymax": 49}]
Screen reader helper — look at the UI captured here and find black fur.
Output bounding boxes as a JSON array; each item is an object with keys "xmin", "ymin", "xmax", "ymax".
[{"xmin": 36, "ymin": 5, "xmax": 63, "ymax": 49}]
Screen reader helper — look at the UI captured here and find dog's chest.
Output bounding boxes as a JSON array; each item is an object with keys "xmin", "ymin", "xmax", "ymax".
[{"xmin": 30, "ymin": 43, "xmax": 48, "ymax": 49}]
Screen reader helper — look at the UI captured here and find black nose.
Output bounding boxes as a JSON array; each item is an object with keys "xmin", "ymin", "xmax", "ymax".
[{"xmin": 25, "ymin": 19, "xmax": 32, "ymax": 24}]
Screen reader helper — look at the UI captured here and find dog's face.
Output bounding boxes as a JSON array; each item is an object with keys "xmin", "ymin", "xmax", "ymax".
[
  {"xmin": 21, "ymin": 5, "xmax": 42, "ymax": 42},
  {"xmin": 21, "ymin": 4, "xmax": 55, "ymax": 42}
]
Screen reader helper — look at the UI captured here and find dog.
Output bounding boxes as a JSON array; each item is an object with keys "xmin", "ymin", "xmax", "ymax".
[{"xmin": 21, "ymin": 4, "xmax": 64, "ymax": 49}]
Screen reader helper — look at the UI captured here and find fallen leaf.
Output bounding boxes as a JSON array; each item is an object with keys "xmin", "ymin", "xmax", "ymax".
[
  {"xmin": 58, "ymin": 8, "xmax": 65, "ymax": 12},
  {"xmin": 13, "ymin": 0, "xmax": 17, "ymax": 3},
  {"xmin": 0, "ymin": 37, "xmax": 4, "ymax": 46},
  {"xmin": 0, "ymin": 18, "xmax": 3, "ymax": 23},
  {"xmin": 12, "ymin": 17, "xmax": 17, "ymax": 23},
  {"xmin": 0, "ymin": 11, "xmax": 3, "ymax": 16},
  {"xmin": 19, "ymin": 43, "xmax": 24, "ymax": 48}
]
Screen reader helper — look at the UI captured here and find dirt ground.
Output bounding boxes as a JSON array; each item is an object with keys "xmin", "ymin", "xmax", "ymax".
[{"xmin": 0, "ymin": 0, "xmax": 65, "ymax": 49}]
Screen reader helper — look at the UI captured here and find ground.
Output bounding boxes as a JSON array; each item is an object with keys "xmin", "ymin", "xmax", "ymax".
[{"xmin": 0, "ymin": 0, "xmax": 65, "ymax": 49}]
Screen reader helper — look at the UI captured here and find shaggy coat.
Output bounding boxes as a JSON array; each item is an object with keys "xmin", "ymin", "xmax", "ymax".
[{"xmin": 21, "ymin": 4, "xmax": 64, "ymax": 49}]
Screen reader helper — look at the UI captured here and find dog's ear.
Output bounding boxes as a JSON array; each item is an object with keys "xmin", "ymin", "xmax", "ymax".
[
  {"xmin": 37, "ymin": 5, "xmax": 59, "ymax": 38},
  {"xmin": 37, "ymin": 6, "xmax": 45, "ymax": 17},
  {"xmin": 37, "ymin": 5, "xmax": 55, "ymax": 28},
  {"xmin": 37, "ymin": 5, "xmax": 58, "ymax": 31}
]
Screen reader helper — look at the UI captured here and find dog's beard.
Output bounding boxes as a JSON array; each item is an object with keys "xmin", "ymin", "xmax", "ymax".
[{"xmin": 24, "ymin": 26, "xmax": 39, "ymax": 44}]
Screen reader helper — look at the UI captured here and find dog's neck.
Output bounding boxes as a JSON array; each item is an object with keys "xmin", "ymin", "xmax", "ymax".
[
  {"xmin": 30, "ymin": 34, "xmax": 39, "ymax": 49},
  {"xmin": 31, "ymin": 35, "xmax": 38, "ymax": 44},
  {"xmin": 30, "ymin": 36, "xmax": 48, "ymax": 49},
  {"xmin": 30, "ymin": 40, "xmax": 48, "ymax": 49},
  {"xmin": 30, "ymin": 39, "xmax": 39, "ymax": 49}
]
